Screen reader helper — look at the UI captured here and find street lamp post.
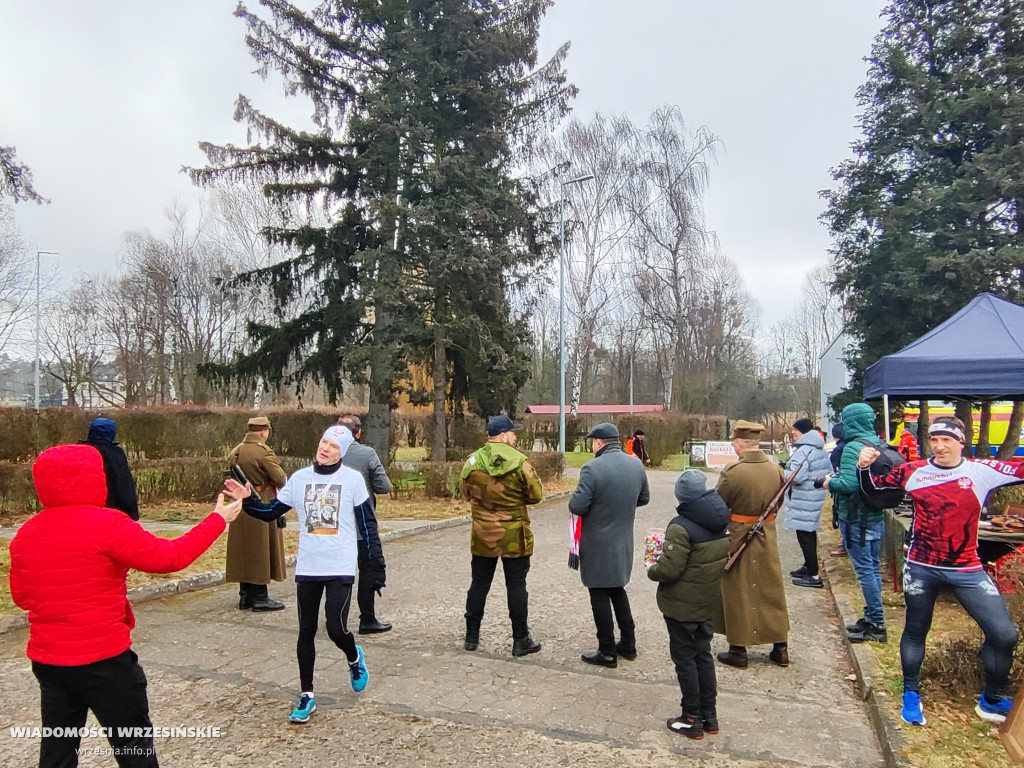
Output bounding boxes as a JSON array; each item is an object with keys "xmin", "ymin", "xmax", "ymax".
[
  {"xmin": 34, "ymin": 250, "xmax": 58, "ymax": 412},
  {"xmin": 557, "ymin": 172, "xmax": 593, "ymax": 454}
]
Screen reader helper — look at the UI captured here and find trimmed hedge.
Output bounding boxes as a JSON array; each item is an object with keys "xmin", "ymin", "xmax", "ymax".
[
  {"xmin": 407, "ymin": 451, "xmax": 564, "ymax": 499},
  {"xmin": 0, "ymin": 462, "xmax": 36, "ymax": 516},
  {"xmin": 520, "ymin": 412, "xmax": 726, "ymax": 466},
  {"xmin": 0, "ymin": 406, "xmax": 346, "ymax": 462},
  {"xmin": 0, "ymin": 456, "xmax": 313, "ymax": 515},
  {"xmin": 0, "ymin": 451, "xmax": 565, "ymax": 514}
]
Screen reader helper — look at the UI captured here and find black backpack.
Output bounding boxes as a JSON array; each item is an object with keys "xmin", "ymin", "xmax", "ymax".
[{"xmin": 855, "ymin": 437, "xmax": 907, "ymax": 509}]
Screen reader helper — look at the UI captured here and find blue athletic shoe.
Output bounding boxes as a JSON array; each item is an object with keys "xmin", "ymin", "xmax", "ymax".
[
  {"xmin": 350, "ymin": 646, "xmax": 368, "ymax": 692},
  {"xmin": 289, "ymin": 693, "xmax": 316, "ymax": 723},
  {"xmin": 901, "ymin": 691, "xmax": 926, "ymax": 726},
  {"xmin": 976, "ymin": 695, "xmax": 1013, "ymax": 724}
]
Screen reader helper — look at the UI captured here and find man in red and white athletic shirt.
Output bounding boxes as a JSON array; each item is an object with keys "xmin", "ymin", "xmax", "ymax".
[{"xmin": 858, "ymin": 416, "xmax": 1022, "ymax": 728}]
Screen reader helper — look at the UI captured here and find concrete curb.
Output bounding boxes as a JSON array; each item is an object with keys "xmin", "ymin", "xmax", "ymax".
[
  {"xmin": 822, "ymin": 565, "xmax": 912, "ymax": 768},
  {"xmin": 0, "ymin": 490, "xmax": 574, "ymax": 636}
]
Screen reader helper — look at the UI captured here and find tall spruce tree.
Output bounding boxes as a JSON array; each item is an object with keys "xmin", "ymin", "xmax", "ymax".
[
  {"xmin": 192, "ymin": 0, "xmax": 573, "ymax": 459},
  {"xmin": 823, "ymin": 0, "xmax": 1024, "ymax": 382}
]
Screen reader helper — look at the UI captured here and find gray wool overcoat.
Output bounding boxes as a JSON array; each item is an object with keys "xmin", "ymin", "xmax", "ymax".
[{"xmin": 568, "ymin": 443, "xmax": 650, "ymax": 588}]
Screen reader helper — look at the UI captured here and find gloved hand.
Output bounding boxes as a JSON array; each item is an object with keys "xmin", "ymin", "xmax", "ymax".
[
  {"xmin": 365, "ymin": 562, "xmax": 387, "ymax": 595},
  {"xmin": 276, "ymin": 516, "xmax": 287, "ymax": 529}
]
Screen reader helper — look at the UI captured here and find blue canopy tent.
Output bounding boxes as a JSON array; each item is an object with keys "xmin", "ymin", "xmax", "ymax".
[{"xmin": 863, "ymin": 293, "xmax": 1024, "ymax": 440}]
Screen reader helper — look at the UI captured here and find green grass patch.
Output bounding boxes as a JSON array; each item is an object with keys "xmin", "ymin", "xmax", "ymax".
[
  {"xmin": 660, "ymin": 453, "xmax": 688, "ymax": 471},
  {"xmin": 563, "ymin": 451, "xmax": 594, "ymax": 468},
  {"xmin": 565, "ymin": 451, "xmax": 688, "ymax": 470},
  {"xmin": 393, "ymin": 445, "xmax": 428, "ymax": 462}
]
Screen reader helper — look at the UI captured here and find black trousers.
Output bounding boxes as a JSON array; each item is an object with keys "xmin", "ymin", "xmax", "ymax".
[
  {"xmin": 356, "ymin": 538, "xmax": 378, "ymax": 622},
  {"xmin": 295, "ymin": 579, "xmax": 358, "ymax": 692},
  {"xmin": 465, "ymin": 555, "xmax": 531, "ymax": 638},
  {"xmin": 588, "ymin": 586, "xmax": 635, "ymax": 655},
  {"xmin": 31, "ymin": 649, "xmax": 158, "ymax": 768},
  {"xmin": 795, "ymin": 530, "xmax": 819, "ymax": 575},
  {"xmin": 665, "ymin": 617, "xmax": 717, "ymax": 719}
]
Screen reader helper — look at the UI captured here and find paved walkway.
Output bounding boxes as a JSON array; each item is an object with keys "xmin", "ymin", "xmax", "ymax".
[{"xmin": 0, "ymin": 470, "xmax": 883, "ymax": 767}]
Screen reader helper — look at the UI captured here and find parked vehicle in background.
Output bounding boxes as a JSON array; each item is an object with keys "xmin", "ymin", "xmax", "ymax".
[{"xmin": 894, "ymin": 404, "xmax": 1024, "ymax": 457}]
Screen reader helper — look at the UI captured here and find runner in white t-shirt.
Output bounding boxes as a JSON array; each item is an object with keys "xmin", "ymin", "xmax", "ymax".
[{"xmin": 225, "ymin": 425, "xmax": 383, "ymax": 724}]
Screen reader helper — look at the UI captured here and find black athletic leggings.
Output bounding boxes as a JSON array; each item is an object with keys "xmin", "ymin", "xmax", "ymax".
[{"xmin": 296, "ymin": 579, "xmax": 358, "ymax": 692}]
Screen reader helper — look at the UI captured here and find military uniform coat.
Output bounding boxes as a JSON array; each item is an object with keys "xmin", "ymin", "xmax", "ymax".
[
  {"xmin": 225, "ymin": 433, "xmax": 288, "ymax": 584},
  {"xmin": 714, "ymin": 450, "xmax": 790, "ymax": 646},
  {"xmin": 568, "ymin": 443, "xmax": 650, "ymax": 588},
  {"xmin": 461, "ymin": 442, "xmax": 543, "ymax": 558}
]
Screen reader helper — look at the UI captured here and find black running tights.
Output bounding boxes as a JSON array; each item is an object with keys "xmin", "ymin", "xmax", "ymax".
[{"xmin": 295, "ymin": 579, "xmax": 358, "ymax": 692}]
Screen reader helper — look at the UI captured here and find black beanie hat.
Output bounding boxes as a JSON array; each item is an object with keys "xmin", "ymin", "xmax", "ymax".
[{"xmin": 792, "ymin": 418, "xmax": 814, "ymax": 434}]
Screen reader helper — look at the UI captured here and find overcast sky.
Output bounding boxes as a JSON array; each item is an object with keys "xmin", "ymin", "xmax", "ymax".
[{"xmin": 1, "ymin": 0, "xmax": 886, "ymax": 327}]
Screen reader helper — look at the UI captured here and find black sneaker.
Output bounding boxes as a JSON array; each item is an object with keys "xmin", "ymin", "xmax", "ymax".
[
  {"xmin": 845, "ymin": 617, "xmax": 870, "ymax": 633},
  {"xmin": 790, "ymin": 565, "xmax": 809, "ymax": 578},
  {"xmin": 848, "ymin": 621, "xmax": 887, "ymax": 643},
  {"xmin": 666, "ymin": 715, "xmax": 704, "ymax": 740},
  {"xmin": 792, "ymin": 574, "xmax": 823, "ymax": 589}
]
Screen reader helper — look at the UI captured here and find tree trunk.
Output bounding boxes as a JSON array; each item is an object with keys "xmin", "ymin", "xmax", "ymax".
[
  {"xmin": 918, "ymin": 401, "xmax": 931, "ymax": 459},
  {"xmin": 365, "ymin": 314, "xmax": 394, "ymax": 466},
  {"xmin": 996, "ymin": 401, "xmax": 1024, "ymax": 460},
  {"xmin": 975, "ymin": 401, "xmax": 992, "ymax": 458},
  {"xmin": 954, "ymin": 401, "xmax": 974, "ymax": 448},
  {"xmin": 431, "ymin": 323, "xmax": 447, "ymax": 463}
]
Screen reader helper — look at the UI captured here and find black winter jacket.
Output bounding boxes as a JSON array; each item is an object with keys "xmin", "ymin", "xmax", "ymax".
[{"xmin": 81, "ymin": 419, "xmax": 139, "ymax": 521}]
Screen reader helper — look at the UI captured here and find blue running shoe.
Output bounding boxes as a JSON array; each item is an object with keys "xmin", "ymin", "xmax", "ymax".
[
  {"xmin": 976, "ymin": 695, "xmax": 1013, "ymax": 724},
  {"xmin": 289, "ymin": 693, "xmax": 316, "ymax": 723},
  {"xmin": 901, "ymin": 691, "xmax": 926, "ymax": 726},
  {"xmin": 350, "ymin": 646, "xmax": 368, "ymax": 692}
]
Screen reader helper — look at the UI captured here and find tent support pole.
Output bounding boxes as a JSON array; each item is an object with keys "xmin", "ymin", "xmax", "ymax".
[{"xmin": 883, "ymin": 394, "xmax": 890, "ymax": 442}]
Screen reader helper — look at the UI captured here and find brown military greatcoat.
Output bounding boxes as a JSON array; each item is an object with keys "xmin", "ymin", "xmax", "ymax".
[
  {"xmin": 225, "ymin": 432, "xmax": 288, "ymax": 584},
  {"xmin": 714, "ymin": 450, "xmax": 790, "ymax": 646}
]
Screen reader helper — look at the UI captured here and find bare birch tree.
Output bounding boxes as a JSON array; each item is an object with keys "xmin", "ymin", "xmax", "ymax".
[
  {"xmin": 0, "ymin": 206, "xmax": 33, "ymax": 356},
  {"xmin": 538, "ymin": 113, "xmax": 636, "ymax": 411}
]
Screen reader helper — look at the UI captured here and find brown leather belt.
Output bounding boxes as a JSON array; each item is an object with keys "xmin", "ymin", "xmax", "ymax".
[{"xmin": 731, "ymin": 513, "xmax": 774, "ymax": 524}]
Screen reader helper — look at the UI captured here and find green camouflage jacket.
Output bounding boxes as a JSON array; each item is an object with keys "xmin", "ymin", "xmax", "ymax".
[{"xmin": 461, "ymin": 442, "xmax": 543, "ymax": 558}]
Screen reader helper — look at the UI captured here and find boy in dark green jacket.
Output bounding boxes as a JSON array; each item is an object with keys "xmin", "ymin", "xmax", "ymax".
[{"xmin": 647, "ymin": 470, "xmax": 731, "ymax": 740}]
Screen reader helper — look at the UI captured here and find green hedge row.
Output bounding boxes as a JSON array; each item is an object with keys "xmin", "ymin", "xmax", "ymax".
[
  {"xmin": 0, "ymin": 451, "xmax": 565, "ymax": 515},
  {"xmin": 523, "ymin": 412, "xmax": 727, "ymax": 466},
  {"xmin": 0, "ymin": 456, "xmax": 312, "ymax": 515},
  {"xmin": 396, "ymin": 451, "xmax": 564, "ymax": 500},
  {"xmin": 0, "ymin": 407, "xmax": 354, "ymax": 463}
]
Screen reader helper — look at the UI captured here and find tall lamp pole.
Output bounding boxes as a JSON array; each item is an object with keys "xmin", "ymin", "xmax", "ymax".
[
  {"xmin": 35, "ymin": 250, "xmax": 58, "ymax": 412},
  {"xmin": 557, "ymin": 173, "xmax": 593, "ymax": 454}
]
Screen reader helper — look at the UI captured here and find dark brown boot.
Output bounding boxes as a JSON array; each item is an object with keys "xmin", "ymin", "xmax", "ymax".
[
  {"xmin": 716, "ymin": 645, "xmax": 748, "ymax": 668},
  {"xmin": 770, "ymin": 643, "xmax": 790, "ymax": 667}
]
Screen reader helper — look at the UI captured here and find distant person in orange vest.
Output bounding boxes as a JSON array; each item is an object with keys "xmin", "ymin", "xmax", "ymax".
[
  {"xmin": 625, "ymin": 430, "xmax": 651, "ymax": 466},
  {"xmin": 898, "ymin": 423, "xmax": 920, "ymax": 461}
]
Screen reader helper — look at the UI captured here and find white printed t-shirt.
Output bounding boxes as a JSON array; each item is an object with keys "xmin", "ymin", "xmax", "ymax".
[{"xmin": 277, "ymin": 464, "xmax": 370, "ymax": 577}]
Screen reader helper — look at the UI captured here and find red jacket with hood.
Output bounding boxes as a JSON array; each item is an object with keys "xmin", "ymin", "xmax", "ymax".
[{"xmin": 9, "ymin": 444, "xmax": 226, "ymax": 666}]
